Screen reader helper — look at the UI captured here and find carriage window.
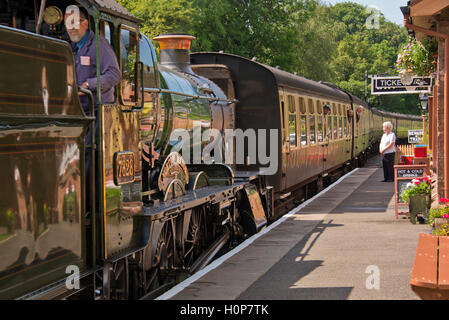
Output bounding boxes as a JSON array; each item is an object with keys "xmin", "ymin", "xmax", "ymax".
[
  {"xmin": 317, "ymin": 116, "xmax": 323, "ymax": 143},
  {"xmin": 299, "ymin": 97, "xmax": 306, "ymax": 114},
  {"xmin": 120, "ymin": 27, "xmax": 138, "ymax": 104},
  {"xmin": 308, "ymin": 99, "xmax": 315, "ymax": 114},
  {"xmin": 309, "ymin": 115, "xmax": 316, "ymax": 145},
  {"xmin": 333, "ymin": 116, "xmax": 338, "ymax": 139},
  {"xmin": 339, "ymin": 117, "xmax": 343, "ymax": 138},
  {"xmin": 300, "ymin": 116, "xmax": 307, "ymax": 146},
  {"xmin": 327, "ymin": 116, "xmax": 332, "ymax": 140},
  {"xmin": 281, "ymin": 100, "xmax": 286, "ymax": 137},
  {"xmin": 343, "ymin": 117, "xmax": 348, "ymax": 137},
  {"xmin": 289, "ymin": 114, "xmax": 297, "ymax": 146},
  {"xmin": 288, "ymin": 95, "xmax": 296, "ymax": 113},
  {"xmin": 316, "ymin": 101, "xmax": 322, "ymax": 114}
]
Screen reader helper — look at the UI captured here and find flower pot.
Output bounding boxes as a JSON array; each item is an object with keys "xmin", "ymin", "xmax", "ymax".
[{"xmin": 409, "ymin": 194, "xmax": 428, "ymax": 224}]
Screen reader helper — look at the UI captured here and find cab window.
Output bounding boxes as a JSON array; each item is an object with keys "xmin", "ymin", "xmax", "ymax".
[
  {"xmin": 139, "ymin": 34, "xmax": 158, "ymax": 89},
  {"xmin": 120, "ymin": 26, "xmax": 138, "ymax": 104},
  {"xmin": 100, "ymin": 21, "xmax": 111, "ymax": 44}
]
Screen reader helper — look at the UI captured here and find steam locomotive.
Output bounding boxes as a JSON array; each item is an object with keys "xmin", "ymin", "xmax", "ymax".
[{"xmin": 0, "ymin": 0, "xmax": 422, "ymax": 299}]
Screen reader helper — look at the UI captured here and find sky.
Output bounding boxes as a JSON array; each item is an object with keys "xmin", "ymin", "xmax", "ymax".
[{"xmin": 323, "ymin": 0, "xmax": 409, "ymax": 25}]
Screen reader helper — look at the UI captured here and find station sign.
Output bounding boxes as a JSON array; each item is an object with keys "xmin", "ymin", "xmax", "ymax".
[
  {"xmin": 408, "ymin": 129, "xmax": 423, "ymax": 144},
  {"xmin": 371, "ymin": 76, "xmax": 433, "ymax": 95}
]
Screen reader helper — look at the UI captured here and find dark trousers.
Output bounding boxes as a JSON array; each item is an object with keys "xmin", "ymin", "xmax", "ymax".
[{"xmin": 382, "ymin": 152, "xmax": 395, "ymax": 181}]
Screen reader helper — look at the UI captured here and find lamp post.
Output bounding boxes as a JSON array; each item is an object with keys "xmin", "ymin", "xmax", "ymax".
[
  {"xmin": 419, "ymin": 93, "xmax": 428, "ymax": 112},
  {"xmin": 420, "ymin": 93, "xmax": 428, "ymax": 146}
]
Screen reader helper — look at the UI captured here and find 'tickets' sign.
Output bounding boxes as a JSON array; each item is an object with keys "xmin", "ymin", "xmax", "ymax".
[{"xmin": 371, "ymin": 76, "xmax": 433, "ymax": 95}]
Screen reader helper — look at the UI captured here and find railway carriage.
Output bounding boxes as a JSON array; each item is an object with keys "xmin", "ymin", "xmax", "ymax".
[{"xmin": 0, "ymin": 0, "xmax": 424, "ymax": 300}]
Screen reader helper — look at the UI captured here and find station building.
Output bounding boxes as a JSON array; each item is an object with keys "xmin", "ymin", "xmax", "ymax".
[{"xmin": 403, "ymin": 0, "xmax": 449, "ymax": 199}]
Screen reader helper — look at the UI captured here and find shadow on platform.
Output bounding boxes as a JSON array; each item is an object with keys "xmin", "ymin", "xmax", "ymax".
[{"xmin": 237, "ymin": 220, "xmax": 351, "ymax": 300}]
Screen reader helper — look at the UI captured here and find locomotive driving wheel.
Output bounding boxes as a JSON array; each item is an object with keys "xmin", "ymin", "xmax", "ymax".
[
  {"xmin": 183, "ymin": 207, "xmax": 208, "ymax": 269},
  {"xmin": 94, "ymin": 258, "xmax": 129, "ymax": 300},
  {"xmin": 145, "ymin": 220, "xmax": 176, "ymax": 293}
]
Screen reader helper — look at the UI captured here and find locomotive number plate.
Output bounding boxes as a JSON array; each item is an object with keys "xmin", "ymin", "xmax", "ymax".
[{"xmin": 113, "ymin": 151, "xmax": 135, "ymax": 185}]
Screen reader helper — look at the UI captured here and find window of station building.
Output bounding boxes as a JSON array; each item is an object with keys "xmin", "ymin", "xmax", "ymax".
[
  {"xmin": 299, "ymin": 97, "xmax": 307, "ymax": 114},
  {"xmin": 309, "ymin": 115, "xmax": 316, "ymax": 145},
  {"xmin": 288, "ymin": 95, "xmax": 296, "ymax": 113},
  {"xmin": 333, "ymin": 116, "xmax": 338, "ymax": 139},
  {"xmin": 120, "ymin": 26, "xmax": 139, "ymax": 105},
  {"xmin": 300, "ymin": 115, "xmax": 307, "ymax": 146},
  {"xmin": 308, "ymin": 99, "xmax": 315, "ymax": 114},
  {"xmin": 327, "ymin": 115, "xmax": 332, "ymax": 140},
  {"xmin": 338, "ymin": 104, "xmax": 342, "ymax": 116},
  {"xmin": 317, "ymin": 115, "xmax": 323, "ymax": 143},
  {"xmin": 289, "ymin": 114, "xmax": 297, "ymax": 147}
]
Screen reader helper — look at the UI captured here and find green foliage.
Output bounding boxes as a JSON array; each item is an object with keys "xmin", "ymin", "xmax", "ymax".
[
  {"xmin": 401, "ymin": 181, "xmax": 430, "ymax": 203},
  {"xmin": 395, "ymin": 37, "xmax": 438, "ymax": 76},
  {"xmin": 117, "ymin": 0, "xmax": 196, "ymax": 38},
  {"xmin": 117, "ymin": 0, "xmax": 420, "ymax": 115},
  {"xmin": 427, "ymin": 206, "xmax": 449, "ymax": 228},
  {"xmin": 433, "ymin": 223, "xmax": 449, "ymax": 237}
]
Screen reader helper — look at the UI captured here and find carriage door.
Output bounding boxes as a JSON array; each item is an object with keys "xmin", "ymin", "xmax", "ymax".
[
  {"xmin": 100, "ymin": 26, "xmax": 143, "ymax": 260},
  {"xmin": 279, "ymin": 89, "xmax": 288, "ymax": 190}
]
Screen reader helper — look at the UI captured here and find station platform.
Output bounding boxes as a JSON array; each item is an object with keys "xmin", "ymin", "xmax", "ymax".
[{"xmin": 157, "ymin": 155, "xmax": 428, "ymax": 300}]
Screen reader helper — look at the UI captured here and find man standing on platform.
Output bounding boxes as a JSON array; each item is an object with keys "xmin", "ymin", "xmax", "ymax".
[{"xmin": 380, "ymin": 121, "xmax": 396, "ymax": 182}]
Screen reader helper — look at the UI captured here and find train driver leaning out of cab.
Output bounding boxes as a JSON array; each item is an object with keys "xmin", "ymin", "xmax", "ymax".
[
  {"xmin": 379, "ymin": 121, "xmax": 396, "ymax": 182},
  {"xmin": 64, "ymin": 5, "xmax": 121, "ymax": 114}
]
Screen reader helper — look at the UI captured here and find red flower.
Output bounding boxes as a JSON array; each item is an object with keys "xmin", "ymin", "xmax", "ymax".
[{"xmin": 440, "ymin": 198, "xmax": 449, "ymax": 204}]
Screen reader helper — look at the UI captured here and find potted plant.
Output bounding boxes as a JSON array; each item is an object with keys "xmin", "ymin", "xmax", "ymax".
[
  {"xmin": 427, "ymin": 198, "xmax": 449, "ymax": 232},
  {"xmin": 395, "ymin": 36, "xmax": 438, "ymax": 83},
  {"xmin": 401, "ymin": 176, "xmax": 431, "ymax": 224}
]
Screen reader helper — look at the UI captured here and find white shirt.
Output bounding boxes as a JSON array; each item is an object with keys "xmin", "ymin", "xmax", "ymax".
[{"xmin": 380, "ymin": 131, "xmax": 396, "ymax": 154}]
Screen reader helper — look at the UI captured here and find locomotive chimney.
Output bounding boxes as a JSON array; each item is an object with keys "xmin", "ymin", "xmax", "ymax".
[{"xmin": 153, "ymin": 34, "xmax": 196, "ymax": 73}]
